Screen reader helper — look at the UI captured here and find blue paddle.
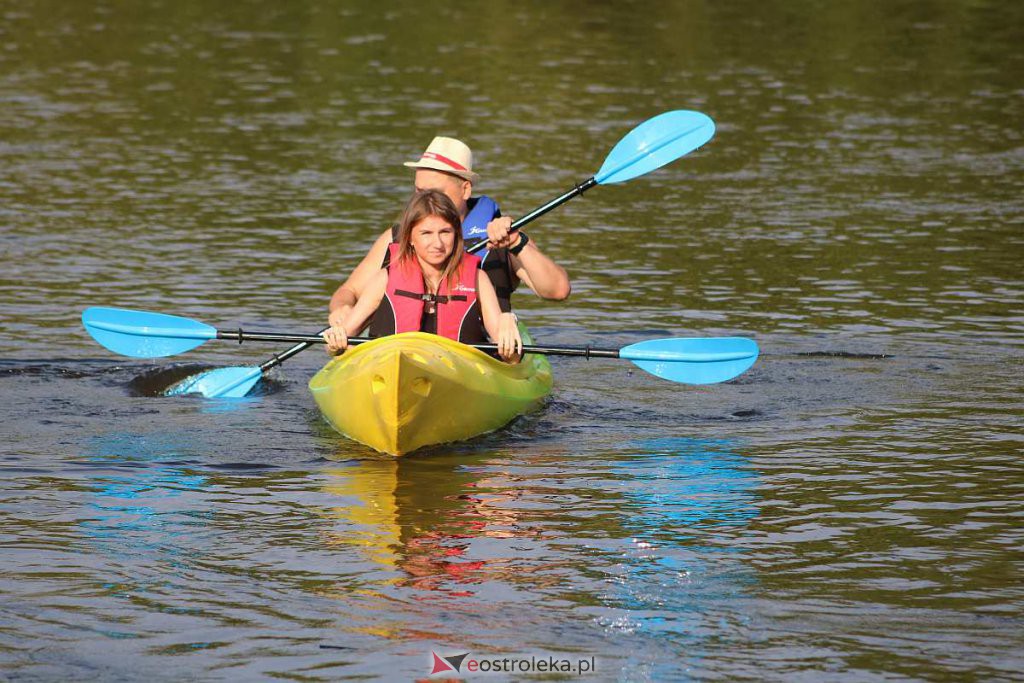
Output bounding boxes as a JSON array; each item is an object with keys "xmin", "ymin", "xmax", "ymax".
[
  {"xmin": 80, "ymin": 308, "xmax": 293, "ymax": 397},
  {"xmin": 82, "ymin": 307, "xmax": 757, "ymax": 386},
  {"xmin": 97, "ymin": 110, "xmax": 716, "ymax": 397},
  {"xmin": 466, "ymin": 109, "xmax": 715, "ymax": 254}
]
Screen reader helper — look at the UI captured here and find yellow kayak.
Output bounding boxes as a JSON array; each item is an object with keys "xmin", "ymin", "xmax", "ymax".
[{"xmin": 309, "ymin": 329, "xmax": 552, "ymax": 456}]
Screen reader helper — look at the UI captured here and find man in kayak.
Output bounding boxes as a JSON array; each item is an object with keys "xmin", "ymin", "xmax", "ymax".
[
  {"xmin": 327, "ymin": 136, "xmax": 570, "ymax": 334},
  {"xmin": 323, "ymin": 189, "xmax": 522, "ymax": 362}
]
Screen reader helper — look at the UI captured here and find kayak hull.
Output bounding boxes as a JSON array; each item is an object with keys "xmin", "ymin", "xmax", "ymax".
[{"xmin": 309, "ymin": 331, "xmax": 552, "ymax": 455}]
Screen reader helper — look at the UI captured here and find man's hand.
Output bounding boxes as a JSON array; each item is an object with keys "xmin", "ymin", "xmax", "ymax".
[{"xmin": 486, "ymin": 216, "xmax": 521, "ymax": 250}]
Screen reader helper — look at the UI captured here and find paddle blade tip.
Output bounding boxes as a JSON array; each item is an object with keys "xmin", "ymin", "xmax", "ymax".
[
  {"xmin": 595, "ymin": 110, "xmax": 716, "ymax": 185},
  {"xmin": 622, "ymin": 337, "xmax": 758, "ymax": 385},
  {"xmin": 82, "ymin": 306, "xmax": 217, "ymax": 358},
  {"xmin": 165, "ymin": 366, "xmax": 262, "ymax": 398}
]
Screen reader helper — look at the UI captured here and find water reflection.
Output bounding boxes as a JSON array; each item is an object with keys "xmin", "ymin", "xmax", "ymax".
[
  {"xmin": 615, "ymin": 437, "xmax": 759, "ymax": 536},
  {"xmin": 322, "ymin": 458, "xmax": 400, "ymax": 571},
  {"xmin": 593, "ymin": 438, "xmax": 759, "ymax": 654},
  {"xmin": 0, "ymin": 431, "xmax": 221, "ymax": 648},
  {"xmin": 322, "ymin": 455, "xmax": 504, "ymax": 599},
  {"xmin": 319, "ymin": 454, "xmax": 501, "ymax": 641},
  {"xmin": 319, "ymin": 437, "xmax": 761, "ymax": 655},
  {"xmin": 79, "ymin": 432, "xmax": 210, "ymax": 559}
]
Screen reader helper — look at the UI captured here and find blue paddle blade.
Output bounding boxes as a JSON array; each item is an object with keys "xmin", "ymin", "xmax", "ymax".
[
  {"xmin": 595, "ymin": 110, "xmax": 715, "ymax": 185},
  {"xmin": 620, "ymin": 337, "xmax": 758, "ymax": 385},
  {"xmin": 165, "ymin": 365, "xmax": 262, "ymax": 398},
  {"xmin": 82, "ymin": 307, "xmax": 217, "ymax": 358}
]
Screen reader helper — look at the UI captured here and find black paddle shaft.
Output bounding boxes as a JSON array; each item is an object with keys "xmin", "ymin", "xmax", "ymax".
[
  {"xmin": 216, "ymin": 329, "xmax": 620, "ymax": 360},
  {"xmin": 466, "ymin": 177, "xmax": 597, "ymax": 255},
  {"xmin": 249, "ymin": 327, "xmax": 329, "ymax": 372}
]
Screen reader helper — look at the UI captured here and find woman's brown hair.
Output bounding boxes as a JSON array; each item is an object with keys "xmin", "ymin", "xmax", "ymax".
[{"xmin": 394, "ymin": 189, "xmax": 465, "ymax": 291}]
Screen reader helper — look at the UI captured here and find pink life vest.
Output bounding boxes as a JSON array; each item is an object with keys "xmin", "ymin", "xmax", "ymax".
[{"xmin": 382, "ymin": 243, "xmax": 483, "ymax": 342}]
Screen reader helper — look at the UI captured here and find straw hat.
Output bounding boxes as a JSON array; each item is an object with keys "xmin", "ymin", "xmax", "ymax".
[{"xmin": 403, "ymin": 136, "xmax": 479, "ymax": 183}]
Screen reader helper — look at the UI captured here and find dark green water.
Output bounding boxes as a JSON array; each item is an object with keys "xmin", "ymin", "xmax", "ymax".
[{"xmin": 2, "ymin": 1, "xmax": 1022, "ymax": 680}]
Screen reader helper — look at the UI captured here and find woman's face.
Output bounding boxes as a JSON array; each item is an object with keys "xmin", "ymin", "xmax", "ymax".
[{"xmin": 411, "ymin": 214, "xmax": 456, "ymax": 269}]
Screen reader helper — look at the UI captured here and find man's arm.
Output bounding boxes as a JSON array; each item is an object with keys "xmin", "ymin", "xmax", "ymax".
[
  {"xmin": 485, "ymin": 216, "xmax": 571, "ymax": 301},
  {"xmin": 328, "ymin": 228, "xmax": 393, "ymax": 327},
  {"xmin": 508, "ymin": 237, "xmax": 571, "ymax": 300}
]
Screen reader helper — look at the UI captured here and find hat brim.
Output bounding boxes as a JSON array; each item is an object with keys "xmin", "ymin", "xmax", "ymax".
[{"xmin": 403, "ymin": 159, "xmax": 478, "ymax": 184}]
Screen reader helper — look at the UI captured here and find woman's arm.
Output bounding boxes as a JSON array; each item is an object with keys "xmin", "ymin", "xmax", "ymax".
[
  {"xmin": 327, "ymin": 228, "xmax": 392, "ymax": 327},
  {"xmin": 478, "ymin": 272, "xmax": 522, "ymax": 363},
  {"xmin": 323, "ymin": 269, "xmax": 388, "ymax": 354}
]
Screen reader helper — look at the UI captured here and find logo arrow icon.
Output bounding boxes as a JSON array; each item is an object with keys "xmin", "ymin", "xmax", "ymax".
[{"xmin": 430, "ymin": 651, "xmax": 469, "ymax": 675}]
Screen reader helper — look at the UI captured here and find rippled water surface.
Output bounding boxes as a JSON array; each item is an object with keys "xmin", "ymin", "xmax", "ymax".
[{"xmin": 2, "ymin": 1, "xmax": 1022, "ymax": 680}]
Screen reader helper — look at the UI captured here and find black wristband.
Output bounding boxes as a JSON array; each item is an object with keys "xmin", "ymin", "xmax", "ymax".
[{"xmin": 509, "ymin": 231, "xmax": 530, "ymax": 255}]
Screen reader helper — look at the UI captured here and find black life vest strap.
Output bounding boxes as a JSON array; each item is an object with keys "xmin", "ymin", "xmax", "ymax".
[{"xmin": 393, "ymin": 289, "xmax": 467, "ymax": 304}]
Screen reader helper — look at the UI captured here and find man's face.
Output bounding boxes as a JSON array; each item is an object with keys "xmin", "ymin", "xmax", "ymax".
[{"xmin": 413, "ymin": 169, "xmax": 472, "ymax": 216}]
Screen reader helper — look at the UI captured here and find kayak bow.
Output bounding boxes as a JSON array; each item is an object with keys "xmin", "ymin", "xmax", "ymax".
[{"xmin": 309, "ymin": 331, "xmax": 552, "ymax": 455}]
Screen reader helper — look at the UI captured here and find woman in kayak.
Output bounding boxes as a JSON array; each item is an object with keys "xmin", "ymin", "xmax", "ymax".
[
  {"xmin": 322, "ymin": 189, "xmax": 522, "ymax": 363},
  {"xmin": 327, "ymin": 136, "xmax": 570, "ymax": 329}
]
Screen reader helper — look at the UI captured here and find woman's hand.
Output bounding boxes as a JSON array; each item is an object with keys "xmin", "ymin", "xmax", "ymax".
[
  {"xmin": 322, "ymin": 325, "xmax": 349, "ymax": 355},
  {"xmin": 496, "ymin": 312, "xmax": 522, "ymax": 363}
]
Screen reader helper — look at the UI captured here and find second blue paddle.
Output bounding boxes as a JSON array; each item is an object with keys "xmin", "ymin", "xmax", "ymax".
[{"xmin": 82, "ymin": 307, "xmax": 758, "ymax": 386}]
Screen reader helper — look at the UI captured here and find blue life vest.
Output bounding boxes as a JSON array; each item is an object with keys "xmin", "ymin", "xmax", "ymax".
[
  {"xmin": 462, "ymin": 195, "xmax": 500, "ymax": 262},
  {"xmin": 463, "ymin": 195, "xmax": 517, "ymax": 311}
]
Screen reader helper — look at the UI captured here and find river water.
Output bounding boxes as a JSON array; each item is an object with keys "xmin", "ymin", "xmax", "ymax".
[{"xmin": 2, "ymin": 1, "xmax": 1022, "ymax": 680}]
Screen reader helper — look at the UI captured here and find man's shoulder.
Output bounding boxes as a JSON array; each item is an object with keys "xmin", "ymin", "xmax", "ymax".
[{"xmin": 468, "ymin": 195, "xmax": 500, "ymax": 214}]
